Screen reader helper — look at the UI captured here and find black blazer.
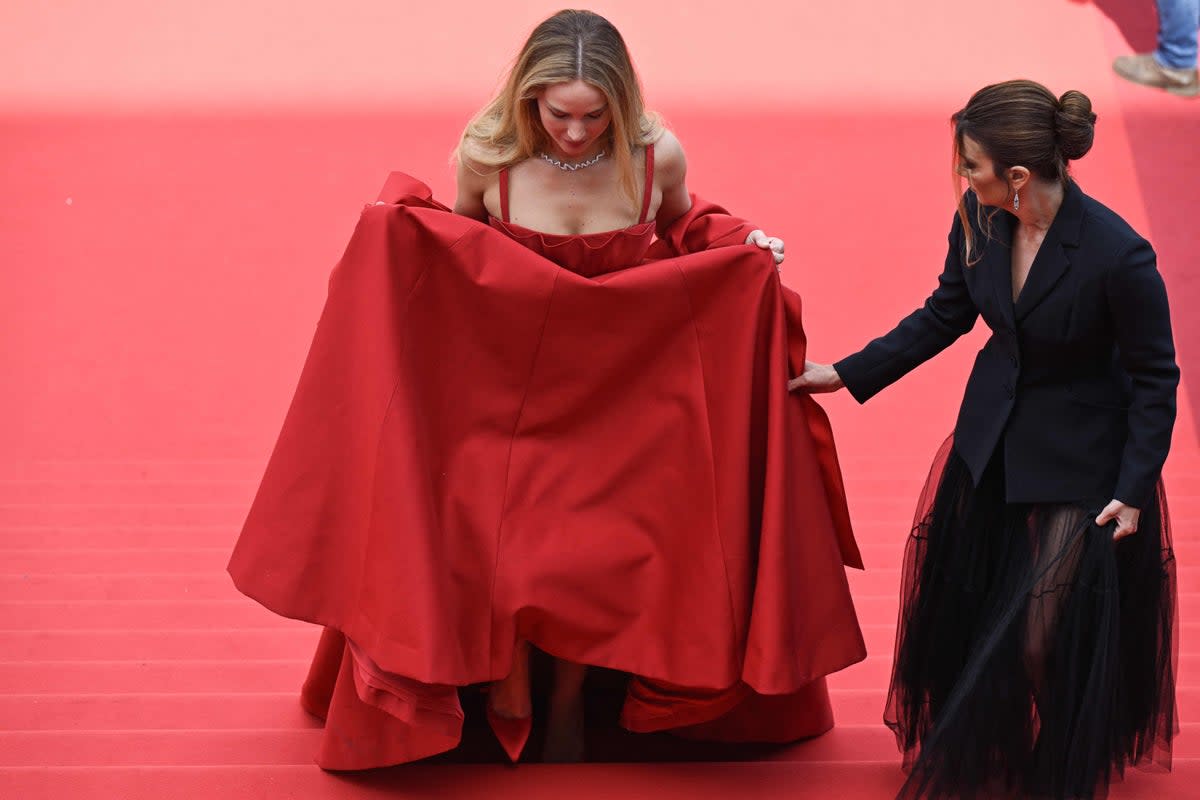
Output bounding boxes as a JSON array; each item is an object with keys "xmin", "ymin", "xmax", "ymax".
[{"xmin": 835, "ymin": 182, "xmax": 1178, "ymax": 508}]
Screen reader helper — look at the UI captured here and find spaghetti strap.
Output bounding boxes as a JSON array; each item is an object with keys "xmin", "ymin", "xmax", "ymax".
[
  {"xmin": 499, "ymin": 168, "xmax": 510, "ymax": 223},
  {"xmin": 638, "ymin": 144, "xmax": 655, "ymax": 224}
]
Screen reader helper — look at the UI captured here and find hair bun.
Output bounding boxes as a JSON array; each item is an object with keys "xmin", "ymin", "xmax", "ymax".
[{"xmin": 1054, "ymin": 90, "xmax": 1096, "ymax": 161}]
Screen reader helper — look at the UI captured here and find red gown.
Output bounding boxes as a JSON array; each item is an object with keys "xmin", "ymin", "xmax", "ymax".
[{"xmin": 228, "ymin": 149, "xmax": 866, "ymax": 769}]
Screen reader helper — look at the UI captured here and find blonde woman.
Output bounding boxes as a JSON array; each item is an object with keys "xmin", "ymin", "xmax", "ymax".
[
  {"xmin": 455, "ymin": 10, "xmax": 786, "ymax": 762},
  {"xmin": 230, "ymin": 9, "xmax": 865, "ymax": 769},
  {"xmin": 453, "ymin": 12, "xmax": 783, "ymax": 266}
]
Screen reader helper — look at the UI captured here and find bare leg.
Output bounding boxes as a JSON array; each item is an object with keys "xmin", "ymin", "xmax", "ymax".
[
  {"xmin": 542, "ymin": 658, "xmax": 587, "ymax": 762},
  {"xmin": 1024, "ymin": 506, "xmax": 1087, "ymax": 697},
  {"xmin": 489, "ymin": 639, "xmax": 533, "ymax": 719}
]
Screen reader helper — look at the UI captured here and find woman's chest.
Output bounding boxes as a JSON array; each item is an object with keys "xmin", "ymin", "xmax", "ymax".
[
  {"xmin": 1010, "ymin": 235, "xmax": 1040, "ymax": 302},
  {"xmin": 486, "ymin": 160, "xmax": 655, "ymax": 235},
  {"xmin": 966, "ymin": 249, "xmax": 1113, "ymax": 349}
]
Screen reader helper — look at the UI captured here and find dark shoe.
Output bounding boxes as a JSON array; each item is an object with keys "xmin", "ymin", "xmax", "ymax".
[{"xmin": 1113, "ymin": 53, "xmax": 1199, "ymax": 97}]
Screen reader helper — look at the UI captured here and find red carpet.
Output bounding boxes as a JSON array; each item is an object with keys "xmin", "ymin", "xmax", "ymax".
[{"xmin": 2, "ymin": 1, "xmax": 1197, "ymax": 797}]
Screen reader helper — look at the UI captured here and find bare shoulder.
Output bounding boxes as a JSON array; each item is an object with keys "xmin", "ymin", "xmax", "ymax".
[
  {"xmin": 455, "ymin": 139, "xmax": 497, "ymax": 192},
  {"xmin": 649, "ymin": 128, "xmax": 691, "ymax": 227},
  {"xmin": 454, "ymin": 138, "xmax": 501, "ymax": 219},
  {"xmin": 652, "ymin": 129, "xmax": 687, "ymax": 187}
]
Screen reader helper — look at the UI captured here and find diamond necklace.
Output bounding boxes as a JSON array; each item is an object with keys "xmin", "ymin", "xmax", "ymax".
[{"xmin": 539, "ymin": 150, "xmax": 606, "ymax": 171}]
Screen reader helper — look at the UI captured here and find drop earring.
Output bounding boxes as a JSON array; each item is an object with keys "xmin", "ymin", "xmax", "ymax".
[{"xmin": 1013, "ymin": 191, "xmax": 1020, "ymax": 211}]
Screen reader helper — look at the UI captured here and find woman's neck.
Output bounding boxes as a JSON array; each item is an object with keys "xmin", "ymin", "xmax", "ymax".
[
  {"xmin": 1013, "ymin": 179, "xmax": 1064, "ymax": 233},
  {"xmin": 543, "ymin": 142, "xmax": 607, "ymax": 164}
]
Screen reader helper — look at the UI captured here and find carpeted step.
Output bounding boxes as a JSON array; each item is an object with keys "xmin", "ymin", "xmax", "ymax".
[
  {"xmin": 0, "ymin": 762, "xmax": 915, "ymax": 800},
  {"xmin": 0, "ymin": 600, "xmax": 299, "ymax": 630},
  {"xmin": 0, "ymin": 504, "xmax": 248, "ymax": 527},
  {"xmin": 0, "ymin": 573, "xmax": 238, "ymax": 602},
  {"xmin": 1, "ymin": 526, "xmax": 238, "ymax": 550},
  {"xmin": 0, "ymin": 659, "xmax": 310, "ymax": 693},
  {"xmin": 0, "ymin": 479, "xmax": 256, "ymax": 505}
]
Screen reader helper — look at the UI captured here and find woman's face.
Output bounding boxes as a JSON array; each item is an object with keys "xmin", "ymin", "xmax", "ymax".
[
  {"xmin": 957, "ymin": 134, "xmax": 1011, "ymax": 208},
  {"xmin": 536, "ymin": 80, "xmax": 612, "ymax": 159}
]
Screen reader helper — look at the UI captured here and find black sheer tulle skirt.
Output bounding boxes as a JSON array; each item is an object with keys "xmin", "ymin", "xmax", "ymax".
[{"xmin": 885, "ymin": 437, "xmax": 1177, "ymax": 800}]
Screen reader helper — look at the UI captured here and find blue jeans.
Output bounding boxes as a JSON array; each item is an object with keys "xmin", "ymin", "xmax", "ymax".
[{"xmin": 1157, "ymin": 0, "xmax": 1200, "ymax": 69}]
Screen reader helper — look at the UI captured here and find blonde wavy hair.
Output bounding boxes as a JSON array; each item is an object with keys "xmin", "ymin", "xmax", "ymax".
[{"xmin": 456, "ymin": 9, "xmax": 664, "ymax": 204}]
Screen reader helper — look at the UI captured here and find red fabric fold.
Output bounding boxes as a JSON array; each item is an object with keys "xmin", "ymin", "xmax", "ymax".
[{"xmin": 230, "ymin": 173, "xmax": 865, "ymax": 767}]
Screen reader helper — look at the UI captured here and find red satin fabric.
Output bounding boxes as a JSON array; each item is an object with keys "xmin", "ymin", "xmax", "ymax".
[
  {"xmin": 488, "ymin": 216, "xmax": 656, "ymax": 275},
  {"xmin": 228, "ymin": 173, "xmax": 865, "ymax": 769},
  {"xmin": 488, "ymin": 143, "xmax": 656, "ymax": 275}
]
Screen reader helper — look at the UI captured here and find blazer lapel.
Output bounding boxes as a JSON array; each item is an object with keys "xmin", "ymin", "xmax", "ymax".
[
  {"xmin": 1014, "ymin": 181, "xmax": 1085, "ymax": 322},
  {"xmin": 983, "ymin": 209, "xmax": 1016, "ymax": 329}
]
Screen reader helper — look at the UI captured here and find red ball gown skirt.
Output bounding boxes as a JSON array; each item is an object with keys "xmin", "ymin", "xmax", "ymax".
[{"xmin": 228, "ymin": 174, "xmax": 867, "ymax": 769}]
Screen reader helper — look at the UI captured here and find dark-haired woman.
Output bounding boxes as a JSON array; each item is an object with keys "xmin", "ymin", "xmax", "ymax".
[{"xmin": 793, "ymin": 79, "xmax": 1177, "ymax": 799}]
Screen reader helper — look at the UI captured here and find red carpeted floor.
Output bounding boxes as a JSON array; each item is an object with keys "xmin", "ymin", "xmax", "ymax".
[{"xmin": 2, "ymin": 2, "xmax": 1198, "ymax": 797}]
